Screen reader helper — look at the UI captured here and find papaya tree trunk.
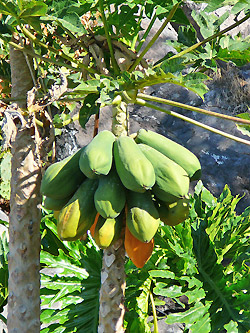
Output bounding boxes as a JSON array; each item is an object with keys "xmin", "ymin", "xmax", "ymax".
[
  {"xmin": 98, "ymin": 101, "xmax": 128, "ymax": 332},
  {"xmin": 7, "ymin": 35, "xmax": 42, "ymax": 333}
]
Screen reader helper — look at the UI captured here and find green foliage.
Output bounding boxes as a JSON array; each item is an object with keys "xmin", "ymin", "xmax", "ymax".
[
  {"xmin": 40, "ymin": 214, "xmax": 101, "ymax": 333},
  {"xmin": 0, "ymin": 183, "xmax": 249, "ymax": 331},
  {"xmin": 124, "ymin": 182, "xmax": 250, "ymax": 332}
]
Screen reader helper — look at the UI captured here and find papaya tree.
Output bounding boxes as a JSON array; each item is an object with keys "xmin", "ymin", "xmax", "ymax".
[{"xmin": 0, "ymin": 0, "xmax": 250, "ymax": 332}]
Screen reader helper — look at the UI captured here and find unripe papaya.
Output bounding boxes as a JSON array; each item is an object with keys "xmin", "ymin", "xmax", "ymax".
[
  {"xmin": 94, "ymin": 168, "xmax": 126, "ymax": 218},
  {"xmin": 138, "ymin": 144, "xmax": 190, "ymax": 203},
  {"xmin": 93, "ymin": 215, "xmax": 123, "ymax": 249},
  {"xmin": 43, "ymin": 196, "xmax": 71, "ymax": 211},
  {"xmin": 57, "ymin": 178, "xmax": 98, "ymax": 241},
  {"xmin": 136, "ymin": 129, "xmax": 201, "ymax": 181},
  {"xmin": 125, "ymin": 224, "xmax": 154, "ymax": 268},
  {"xmin": 114, "ymin": 136, "xmax": 155, "ymax": 193},
  {"xmin": 79, "ymin": 130, "xmax": 115, "ymax": 178},
  {"xmin": 159, "ymin": 197, "xmax": 190, "ymax": 226},
  {"xmin": 41, "ymin": 148, "xmax": 85, "ymax": 199},
  {"xmin": 126, "ymin": 191, "xmax": 160, "ymax": 243}
]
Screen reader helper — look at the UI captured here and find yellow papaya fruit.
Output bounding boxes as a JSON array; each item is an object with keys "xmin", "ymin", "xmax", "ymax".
[
  {"xmin": 138, "ymin": 144, "xmax": 190, "ymax": 203},
  {"xmin": 136, "ymin": 129, "xmax": 201, "ymax": 181},
  {"xmin": 158, "ymin": 197, "xmax": 190, "ymax": 226},
  {"xmin": 94, "ymin": 168, "xmax": 126, "ymax": 218},
  {"xmin": 79, "ymin": 130, "xmax": 115, "ymax": 178},
  {"xmin": 125, "ymin": 224, "xmax": 154, "ymax": 268},
  {"xmin": 41, "ymin": 148, "xmax": 86, "ymax": 199},
  {"xmin": 126, "ymin": 191, "xmax": 160, "ymax": 243},
  {"xmin": 93, "ymin": 215, "xmax": 123, "ymax": 249},
  {"xmin": 114, "ymin": 136, "xmax": 155, "ymax": 193},
  {"xmin": 57, "ymin": 178, "xmax": 98, "ymax": 241}
]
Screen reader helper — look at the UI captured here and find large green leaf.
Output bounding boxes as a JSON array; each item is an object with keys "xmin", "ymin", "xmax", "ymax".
[
  {"xmin": 165, "ymin": 301, "xmax": 211, "ymax": 330},
  {"xmin": 40, "ymin": 218, "xmax": 102, "ymax": 333},
  {"xmin": 19, "ymin": 1, "xmax": 48, "ymax": 18}
]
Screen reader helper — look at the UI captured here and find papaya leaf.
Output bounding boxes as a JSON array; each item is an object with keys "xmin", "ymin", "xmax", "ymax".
[
  {"xmin": 40, "ymin": 237, "xmax": 101, "ymax": 333},
  {"xmin": 19, "ymin": 2, "xmax": 48, "ymax": 18},
  {"xmin": 224, "ymin": 320, "xmax": 239, "ymax": 333},
  {"xmin": 236, "ymin": 113, "xmax": 250, "ymax": 137},
  {"xmin": 135, "ymin": 68, "xmax": 208, "ymax": 98},
  {"xmin": 165, "ymin": 301, "xmax": 211, "ymax": 327},
  {"xmin": 191, "ymin": 216, "xmax": 250, "ymax": 332},
  {"xmin": 57, "ymin": 12, "xmax": 86, "ymax": 34},
  {"xmin": 0, "ymin": 1, "xmax": 18, "ymax": 17}
]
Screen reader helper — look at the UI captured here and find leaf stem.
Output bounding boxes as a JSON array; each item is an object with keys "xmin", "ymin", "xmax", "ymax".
[
  {"xmin": 150, "ymin": 292, "xmax": 159, "ymax": 333},
  {"xmin": 99, "ymin": 0, "xmax": 120, "ymax": 75},
  {"xmin": 155, "ymin": 12, "xmax": 250, "ymax": 66},
  {"xmin": 135, "ymin": 98, "xmax": 250, "ymax": 146},
  {"xmin": 137, "ymin": 93, "xmax": 250, "ymax": 125},
  {"xmin": 136, "ymin": 12, "xmax": 157, "ymax": 53},
  {"xmin": 129, "ymin": 3, "xmax": 180, "ymax": 72},
  {"xmin": 131, "ymin": 7, "xmax": 144, "ymax": 51}
]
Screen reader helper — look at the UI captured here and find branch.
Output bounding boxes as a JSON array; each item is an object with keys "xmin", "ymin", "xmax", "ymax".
[{"xmin": 135, "ymin": 98, "xmax": 250, "ymax": 146}]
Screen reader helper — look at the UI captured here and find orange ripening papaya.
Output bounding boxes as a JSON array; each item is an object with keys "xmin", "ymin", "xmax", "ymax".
[
  {"xmin": 125, "ymin": 224, "xmax": 154, "ymax": 268},
  {"xmin": 90, "ymin": 213, "xmax": 100, "ymax": 237}
]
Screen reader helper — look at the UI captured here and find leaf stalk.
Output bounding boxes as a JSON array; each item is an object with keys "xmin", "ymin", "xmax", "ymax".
[
  {"xmin": 137, "ymin": 93, "xmax": 250, "ymax": 125},
  {"xmin": 155, "ymin": 13, "xmax": 250, "ymax": 66},
  {"xmin": 129, "ymin": 3, "xmax": 180, "ymax": 72},
  {"xmin": 99, "ymin": 0, "xmax": 120, "ymax": 75},
  {"xmin": 135, "ymin": 98, "xmax": 250, "ymax": 146}
]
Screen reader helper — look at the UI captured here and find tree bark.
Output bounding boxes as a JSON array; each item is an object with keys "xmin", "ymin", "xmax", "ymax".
[
  {"xmin": 98, "ymin": 101, "xmax": 128, "ymax": 332},
  {"xmin": 7, "ymin": 36, "xmax": 42, "ymax": 333}
]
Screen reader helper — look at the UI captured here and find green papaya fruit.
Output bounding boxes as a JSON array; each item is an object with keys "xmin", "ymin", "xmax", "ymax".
[
  {"xmin": 114, "ymin": 136, "xmax": 155, "ymax": 193},
  {"xmin": 43, "ymin": 196, "xmax": 72, "ymax": 211},
  {"xmin": 57, "ymin": 178, "xmax": 98, "ymax": 241},
  {"xmin": 136, "ymin": 129, "xmax": 201, "ymax": 181},
  {"xmin": 94, "ymin": 215, "xmax": 123, "ymax": 249},
  {"xmin": 79, "ymin": 130, "xmax": 115, "ymax": 179},
  {"xmin": 138, "ymin": 144, "xmax": 190, "ymax": 203},
  {"xmin": 94, "ymin": 168, "xmax": 126, "ymax": 218},
  {"xmin": 126, "ymin": 191, "xmax": 160, "ymax": 243},
  {"xmin": 158, "ymin": 197, "xmax": 190, "ymax": 226},
  {"xmin": 41, "ymin": 148, "xmax": 86, "ymax": 199}
]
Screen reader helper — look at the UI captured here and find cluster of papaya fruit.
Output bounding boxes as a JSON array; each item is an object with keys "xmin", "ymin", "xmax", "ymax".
[{"xmin": 41, "ymin": 129, "xmax": 201, "ymax": 268}]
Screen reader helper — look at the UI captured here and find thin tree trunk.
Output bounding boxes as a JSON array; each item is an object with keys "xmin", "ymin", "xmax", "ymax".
[
  {"xmin": 98, "ymin": 101, "xmax": 128, "ymax": 332},
  {"xmin": 7, "ymin": 36, "xmax": 42, "ymax": 333}
]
